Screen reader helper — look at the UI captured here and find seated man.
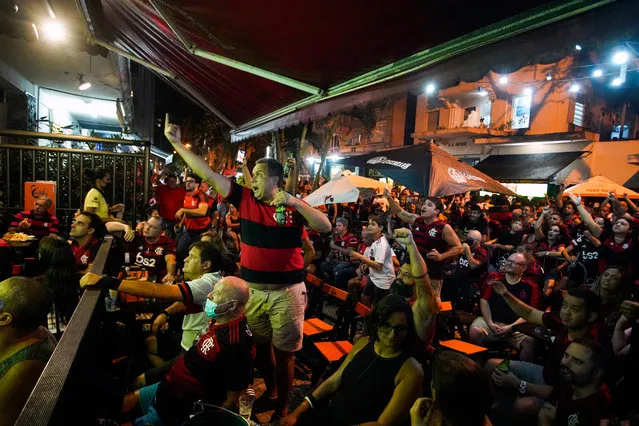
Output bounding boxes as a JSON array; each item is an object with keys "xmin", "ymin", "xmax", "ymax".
[
  {"xmin": 444, "ymin": 230, "xmax": 487, "ymax": 304},
  {"xmin": 9, "ymin": 196, "xmax": 59, "ymax": 240},
  {"xmin": 0, "ymin": 277, "xmax": 57, "ymax": 426},
  {"xmin": 319, "ymin": 217, "xmax": 359, "ymax": 287},
  {"xmin": 125, "ymin": 215, "xmax": 177, "ymax": 283},
  {"xmin": 69, "ymin": 211, "xmax": 107, "ymax": 271},
  {"xmin": 121, "ymin": 276, "xmax": 254, "ymax": 426},
  {"xmin": 538, "ymin": 339, "xmax": 611, "ymax": 426},
  {"xmin": 487, "ymin": 285, "xmax": 601, "ymax": 421},
  {"xmin": 469, "ymin": 253, "xmax": 538, "ymax": 362},
  {"xmin": 81, "ymin": 242, "xmax": 224, "ymax": 365}
]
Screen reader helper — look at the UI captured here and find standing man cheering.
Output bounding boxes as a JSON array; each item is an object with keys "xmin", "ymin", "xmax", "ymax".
[
  {"xmin": 385, "ymin": 189, "xmax": 462, "ymax": 300},
  {"xmin": 164, "ymin": 115, "xmax": 331, "ymax": 421},
  {"xmin": 175, "ymin": 174, "xmax": 211, "ymax": 264}
]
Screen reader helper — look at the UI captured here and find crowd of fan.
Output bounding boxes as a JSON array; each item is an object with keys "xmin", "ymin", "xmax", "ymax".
[{"xmin": 2, "ymin": 126, "xmax": 639, "ymax": 425}]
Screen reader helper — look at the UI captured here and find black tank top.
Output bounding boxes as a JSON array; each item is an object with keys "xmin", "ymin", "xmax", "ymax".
[{"xmin": 324, "ymin": 340, "xmax": 410, "ymax": 426}]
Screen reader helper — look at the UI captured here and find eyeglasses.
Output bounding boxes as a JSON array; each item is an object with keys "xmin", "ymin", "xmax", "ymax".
[
  {"xmin": 505, "ymin": 259, "xmax": 527, "ymax": 267},
  {"xmin": 378, "ymin": 322, "xmax": 409, "ymax": 336}
]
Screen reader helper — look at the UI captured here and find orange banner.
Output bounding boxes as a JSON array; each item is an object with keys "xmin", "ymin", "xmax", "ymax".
[{"xmin": 24, "ymin": 181, "xmax": 57, "ymax": 215}]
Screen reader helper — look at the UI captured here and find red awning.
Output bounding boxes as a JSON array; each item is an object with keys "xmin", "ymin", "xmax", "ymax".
[{"xmin": 80, "ymin": 0, "xmax": 617, "ymax": 133}]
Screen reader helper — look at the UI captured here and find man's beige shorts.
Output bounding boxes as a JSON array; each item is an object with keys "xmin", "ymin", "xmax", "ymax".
[
  {"xmin": 470, "ymin": 316, "xmax": 531, "ymax": 349},
  {"xmin": 245, "ymin": 282, "xmax": 307, "ymax": 352}
]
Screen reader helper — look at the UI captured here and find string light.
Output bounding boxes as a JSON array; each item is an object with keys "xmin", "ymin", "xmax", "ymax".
[
  {"xmin": 611, "ymin": 77, "xmax": 622, "ymax": 86},
  {"xmin": 569, "ymin": 83, "xmax": 580, "ymax": 93},
  {"xmin": 545, "ymin": 73, "xmax": 553, "ymax": 81},
  {"xmin": 592, "ymin": 69, "xmax": 603, "ymax": 77},
  {"xmin": 575, "ymin": 44, "xmax": 582, "ymax": 51},
  {"xmin": 499, "ymin": 76, "xmax": 508, "ymax": 85},
  {"xmin": 613, "ymin": 51, "xmax": 629, "ymax": 65}
]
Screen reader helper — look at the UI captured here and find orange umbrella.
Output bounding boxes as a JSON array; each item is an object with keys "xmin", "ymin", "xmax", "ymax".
[{"xmin": 564, "ymin": 176, "xmax": 639, "ymax": 198}]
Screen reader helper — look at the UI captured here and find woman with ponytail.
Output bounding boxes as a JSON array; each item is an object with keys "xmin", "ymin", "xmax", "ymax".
[{"xmin": 83, "ymin": 167, "xmax": 124, "ymax": 221}]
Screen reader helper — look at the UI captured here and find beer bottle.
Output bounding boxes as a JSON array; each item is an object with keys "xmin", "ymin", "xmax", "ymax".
[{"xmin": 496, "ymin": 351, "xmax": 512, "ymax": 373}]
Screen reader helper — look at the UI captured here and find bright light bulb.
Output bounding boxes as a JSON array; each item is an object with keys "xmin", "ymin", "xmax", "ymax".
[
  {"xmin": 613, "ymin": 51, "xmax": 629, "ymax": 65},
  {"xmin": 575, "ymin": 44, "xmax": 582, "ymax": 51},
  {"xmin": 592, "ymin": 69, "xmax": 603, "ymax": 78},
  {"xmin": 78, "ymin": 81, "xmax": 91, "ymax": 91},
  {"xmin": 611, "ymin": 77, "xmax": 622, "ymax": 86},
  {"xmin": 42, "ymin": 20, "xmax": 66, "ymax": 41},
  {"xmin": 546, "ymin": 73, "xmax": 552, "ymax": 81},
  {"xmin": 523, "ymin": 87, "xmax": 533, "ymax": 96},
  {"xmin": 425, "ymin": 83, "xmax": 436, "ymax": 94},
  {"xmin": 569, "ymin": 83, "xmax": 580, "ymax": 93},
  {"xmin": 499, "ymin": 76, "xmax": 508, "ymax": 85}
]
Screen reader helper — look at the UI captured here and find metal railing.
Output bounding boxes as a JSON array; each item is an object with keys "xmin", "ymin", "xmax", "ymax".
[
  {"xmin": 0, "ymin": 130, "xmax": 151, "ymax": 229},
  {"xmin": 15, "ymin": 236, "xmax": 113, "ymax": 425}
]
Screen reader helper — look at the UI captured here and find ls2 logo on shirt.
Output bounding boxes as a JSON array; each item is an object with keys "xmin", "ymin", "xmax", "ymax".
[{"xmin": 136, "ymin": 252, "xmax": 156, "ymax": 268}]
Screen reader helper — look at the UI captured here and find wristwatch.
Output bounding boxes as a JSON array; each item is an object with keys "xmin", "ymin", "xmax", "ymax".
[{"xmin": 519, "ymin": 380, "xmax": 527, "ymax": 395}]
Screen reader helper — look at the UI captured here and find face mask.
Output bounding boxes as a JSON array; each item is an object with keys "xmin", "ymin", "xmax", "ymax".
[
  {"xmin": 204, "ymin": 299, "xmax": 236, "ymax": 319},
  {"xmin": 204, "ymin": 299, "xmax": 220, "ymax": 319}
]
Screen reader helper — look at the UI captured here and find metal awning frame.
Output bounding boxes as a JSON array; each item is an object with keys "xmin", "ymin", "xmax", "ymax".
[{"xmin": 76, "ymin": 0, "xmax": 614, "ymax": 139}]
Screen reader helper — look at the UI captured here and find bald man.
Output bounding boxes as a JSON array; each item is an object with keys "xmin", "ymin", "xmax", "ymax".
[
  {"xmin": 9, "ymin": 196, "xmax": 59, "ymax": 239},
  {"xmin": 122, "ymin": 276, "xmax": 254, "ymax": 426},
  {"xmin": 469, "ymin": 253, "xmax": 539, "ymax": 362},
  {"xmin": 445, "ymin": 230, "xmax": 489, "ymax": 303}
]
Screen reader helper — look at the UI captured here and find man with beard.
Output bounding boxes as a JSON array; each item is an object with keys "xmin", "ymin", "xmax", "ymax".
[
  {"xmin": 455, "ymin": 204, "xmax": 489, "ymax": 242},
  {"xmin": 487, "ymin": 285, "xmax": 600, "ymax": 420},
  {"xmin": 469, "ymin": 253, "xmax": 538, "ymax": 362},
  {"xmin": 153, "ymin": 173, "xmax": 186, "ymax": 240},
  {"xmin": 175, "ymin": 174, "xmax": 211, "ymax": 264},
  {"xmin": 164, "ymin": 115, "xmax": 331, "ymax": 421},
  {"xmin": 537, "ymin": 340, "xmax": 611, "ymax": 426},
  {"xmin": 384, "ymin": 189, "xmax": 462, "ymax": 300}
]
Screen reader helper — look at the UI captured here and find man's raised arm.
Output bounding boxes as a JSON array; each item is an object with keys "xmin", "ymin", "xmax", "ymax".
[
  {"xmin": 164, "ymin": 114, "xmax": 231, "ymax": 198},
  {"xmin": 394, "ymin": 228, "xmax": 438, "ymax": 341}
]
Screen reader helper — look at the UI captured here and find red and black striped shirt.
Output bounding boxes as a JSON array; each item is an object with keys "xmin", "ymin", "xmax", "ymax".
[
  {"xmin": 227, "ymin": 181, "xmax": 306, "ymax": 285},
  {"xmin": 10, "ymin": 210, "xmax": 59, "ymax": 239}
]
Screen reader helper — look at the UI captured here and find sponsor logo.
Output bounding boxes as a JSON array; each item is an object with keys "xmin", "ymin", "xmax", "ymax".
[
  {"xmin": 367, "ymin": 156, "xmax": 412, "ymax": 170},
  {"xmin": 447, "ymin": 167, "xmax": 486, "ymax": 184},
  {"xmin": 155, "ymin": 247, "xmax": 164, "ymax": 255},
  {"xmin": 428, "ymin": 228, "xmax": 437, "ymax": 237}
]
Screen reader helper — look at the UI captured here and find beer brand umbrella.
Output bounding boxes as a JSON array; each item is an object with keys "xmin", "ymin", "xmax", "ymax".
[
  {"xmin": 303, "ymin": 172, "xmax": 389, "ymax": 207},
  {"xmin": 564, "ymin": 175, "xmax": 639, "ymax": 198},
  {"xmin": 336, "ymin": 142, "xmax": 517, "ymax": 196}
]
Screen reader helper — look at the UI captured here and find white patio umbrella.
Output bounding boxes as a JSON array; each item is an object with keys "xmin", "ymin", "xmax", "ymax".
[{"xmin": 303, "ymin": 172, "xmax": 390, "ymax": 207}]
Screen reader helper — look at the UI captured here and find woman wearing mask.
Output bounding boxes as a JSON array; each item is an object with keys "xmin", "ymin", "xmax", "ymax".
[
  {"xmin": 280, "ymin": 295, "xmax": 423, "ymax": 426},
  {"xmin": 83, "ymin": 167, "xmax": 124, "ymax": 221}
]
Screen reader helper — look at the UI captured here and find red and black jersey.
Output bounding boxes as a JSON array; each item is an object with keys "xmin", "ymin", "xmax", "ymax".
[
  {"xmin": 412, "ymin": 217, "xmax": 450, "ymax": 279},
  {"xmin": 155, "ymin": 184, "xmax": 186, "ymax": 221},
  {"xmin": 71, "ymin": 237, "xmax": 101, "ymax": 269},
  {"xmin": 332, "ymin": 232, "xmax": 359, "ymax": 262},
  {"xmin": 598, "ymin": 231, "xmax": 636, "ymax": 274},
  {"xmin": 481, "ymin": 272, "xmax": 539, "ymax": 324},
  {"xmin": 227, "ymin": 181, "xmax": 307, "ymax": 285},
  {"xmin": 10, "ymin": 210, "xmax": 60, "ymax": 239},
  {"xmin": 183, "ymin": 189, "xmax": 211, "ymax": 231},
  {"xmin": 164, "ymin": 316, "xmax": 254, "ymax": 403},
  {"xmin": 125, "ymin": 235, "xmax": 176, "ymax": 276}
]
